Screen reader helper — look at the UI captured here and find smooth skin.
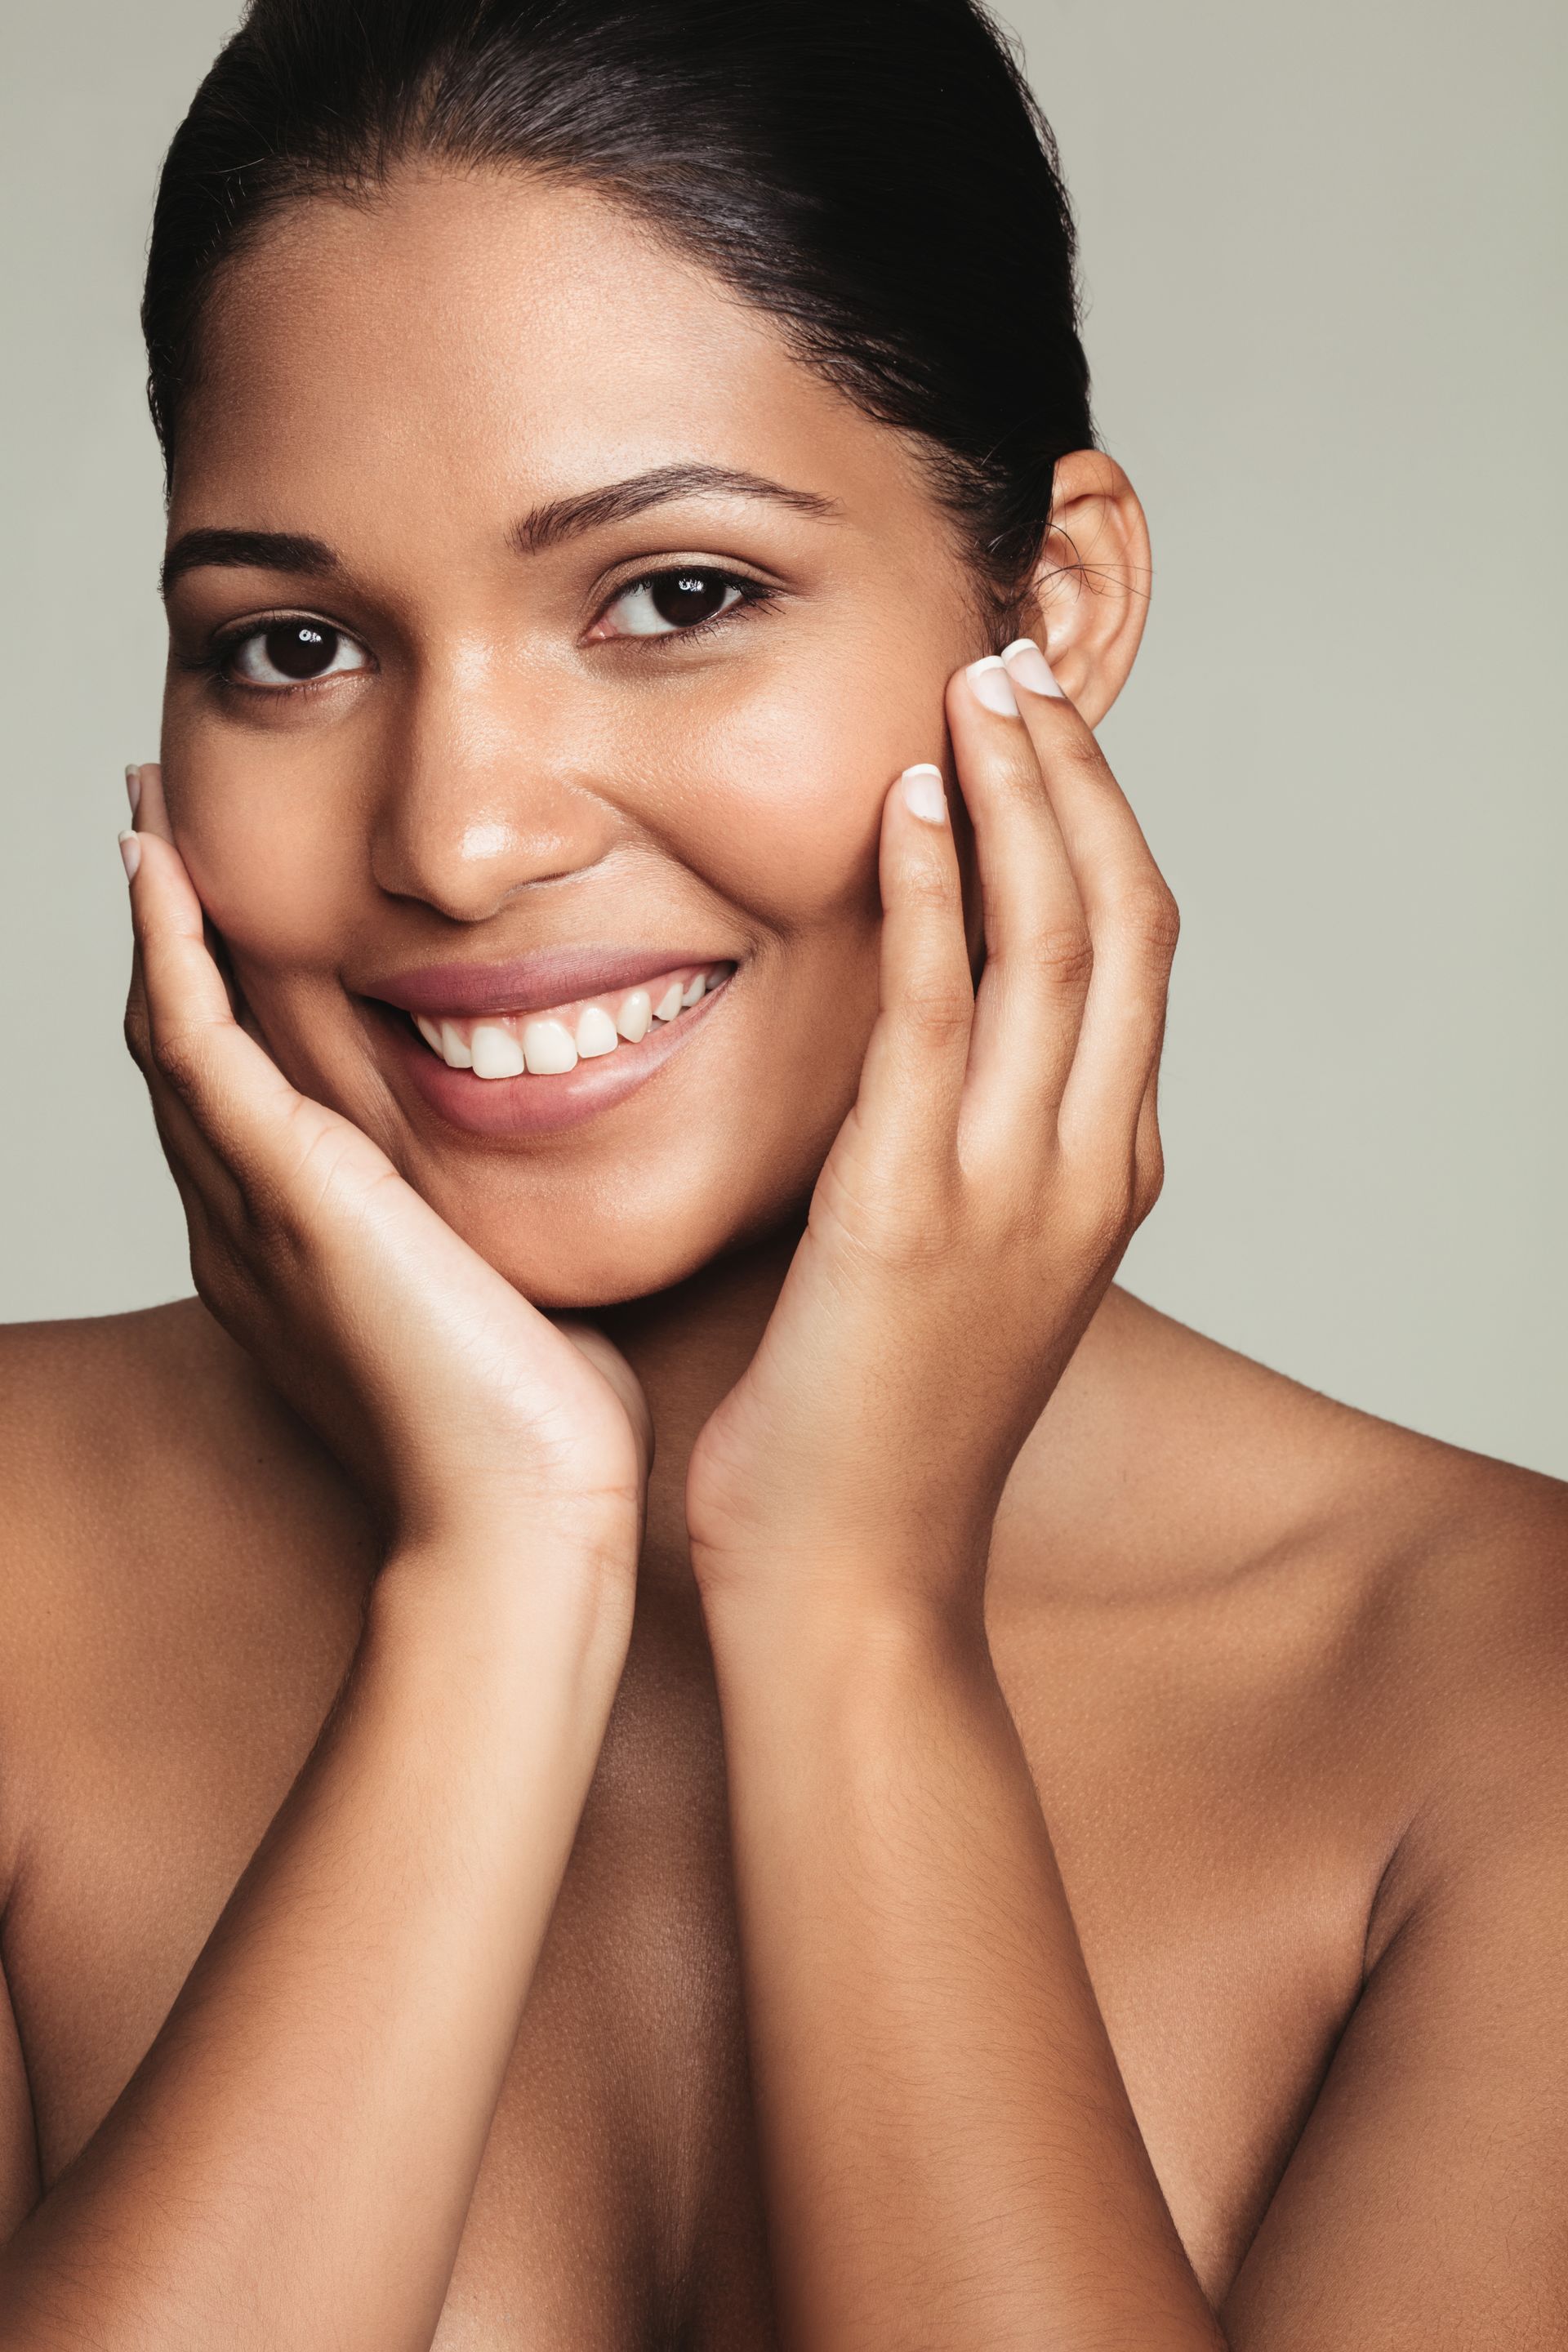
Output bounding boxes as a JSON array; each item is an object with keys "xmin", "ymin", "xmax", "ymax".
[{"xmin": 1, "ymin": 166, "xmax": 1567, "ymax": 2349}]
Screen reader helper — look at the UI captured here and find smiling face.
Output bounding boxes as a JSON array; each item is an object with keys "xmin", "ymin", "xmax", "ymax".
[{"xmin": 160, "ymin": 167, "xmax": 994, "ymax": 1305}]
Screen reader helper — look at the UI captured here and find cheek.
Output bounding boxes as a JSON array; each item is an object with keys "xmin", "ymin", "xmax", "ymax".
[
  {"xmin": 662, "ymin": 645, "xmax": 940, "ymax": 937},
  {"xmin": 161, "ymin": 732, "xmax": 367, "ymax": 984}
]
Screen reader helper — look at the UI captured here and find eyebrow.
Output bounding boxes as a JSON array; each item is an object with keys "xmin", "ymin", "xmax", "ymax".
[
  {"xmin": 159, "ymin": 466, "xmax": 842, "ymax": 598},
  {"xmin": 509, "ymin": 463, "xmax": 842, "ymax": 554},
  {"xmin": 159, "ymin": 528, "xmax": 337, "ymax": 597}
]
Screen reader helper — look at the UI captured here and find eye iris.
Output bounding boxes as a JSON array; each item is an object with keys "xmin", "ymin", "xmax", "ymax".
[
  {"xmin": 651, "ymin": 572, "xmax": 729, "ymax": 628},
  {"xmin": 264, "ymin": 621, "xmax": 338, "ymax": 679}
]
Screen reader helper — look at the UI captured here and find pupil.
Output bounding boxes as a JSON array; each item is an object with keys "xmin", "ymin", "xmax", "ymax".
[
  {"xmin": 651, "ymin": 572, "xmax": 727, "ymax": 628},
  {"xmin": 265, "ymin": 621, "xmax": 336, "ymax": 679}
]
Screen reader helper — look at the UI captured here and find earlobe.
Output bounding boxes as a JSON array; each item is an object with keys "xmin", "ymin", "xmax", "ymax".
[{"xmin": 1021, "ymin": 452, "xmax": 1152, "ymax": 727}]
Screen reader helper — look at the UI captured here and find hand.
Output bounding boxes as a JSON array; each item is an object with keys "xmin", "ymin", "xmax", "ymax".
[
  {"xmin": 684, "ymin": 642, "xmax": 1177, "ymax": 1620},
  {"xmin": 120, "ymin": 763, "xmax": 650, "ymax": 1572}
]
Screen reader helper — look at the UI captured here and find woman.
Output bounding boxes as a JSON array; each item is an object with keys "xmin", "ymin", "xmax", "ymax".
[{"xmin": 1, "ymin": 0, "xmax": 1564, "ymax": 2343}]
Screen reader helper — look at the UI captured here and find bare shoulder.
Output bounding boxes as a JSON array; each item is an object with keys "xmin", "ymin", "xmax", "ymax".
[
  {"xmin": 0, "ymin": 1303, "xmax": 373, "ymax": 1867},
  {"xmin": 1, "ymin": 1295, "xmax": 223, "ymax": 1477},
  {"xmin": 0, "ymin": 1298, "xmax": 308, "ymax": 1580},
  {"xmin": 1059, "ymin": 1285, "xmax": 1568, "ymax": 1802}
]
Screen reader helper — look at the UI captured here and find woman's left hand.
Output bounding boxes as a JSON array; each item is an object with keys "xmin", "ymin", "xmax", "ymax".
[{"xmin": 685, "ymin": 638, "xmax": 1178, "ymax": 1622}]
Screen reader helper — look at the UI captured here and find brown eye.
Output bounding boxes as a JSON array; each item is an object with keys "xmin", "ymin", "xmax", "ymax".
[
  {"xmin": 599, "ymin": 568, "xmax": 748, "ymax": 638},
  {"xmin": 227, "ymin": 619, "xmax": 372, "ymax": 688}
]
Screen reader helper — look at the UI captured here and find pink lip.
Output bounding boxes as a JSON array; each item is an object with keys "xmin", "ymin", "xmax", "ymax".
[
  {"xmin": 370, "ymin": 969, "xmax": 733, "ymax": 1138},
  {"xmin": 363, "ymin": 947, "xmax": 724, "ymax": 1021}
]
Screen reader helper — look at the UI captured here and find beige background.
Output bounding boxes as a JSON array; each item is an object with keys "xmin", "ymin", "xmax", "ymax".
[{"xmin": 2, "ymin": 2, "xmax": 1563, "ymax": 1472}]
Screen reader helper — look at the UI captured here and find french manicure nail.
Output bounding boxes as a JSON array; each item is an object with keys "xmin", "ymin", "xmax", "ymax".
[
  {"xmin": 965, "ymin": 655, "xmax": 1019, "ymax": 717},
  {"xmin": 901, "ymin": 764, "xmax": 947, "ymax": 823},
  {"xmin": 118, "ymin": 830, "xmax": 141, "ymax": 881},
  {"xmin": 1000, "ymin": 637, "xmax": 1066, "ymax": 697},
  {"xmin": 124, "ymin": 763, "xmax": 142, "ymax": 817}
]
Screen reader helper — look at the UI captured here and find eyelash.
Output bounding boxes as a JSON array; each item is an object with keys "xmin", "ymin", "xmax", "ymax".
[
  {"xmin": 194, "ymin": 564, "xmax": 782, "ymax": 697},
  {"xmin": 185, "ymin": 619, "xmax": 362, "ymax": 701},
  {"xmin": 603, "ymin": 566, "xmax": 782, "ymax": 649}
]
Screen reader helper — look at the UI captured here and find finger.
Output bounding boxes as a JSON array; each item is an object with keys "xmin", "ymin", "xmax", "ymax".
[
  {"xmin": 848, "ymin": 762, "xmax": 973, "ymax": 1181},
  {"xmin": 122, "ymin": 817, "xmax": 303, "ymax": 1171},
  {"xmin": 121, "ymin": 841, "xmax": 247, "ymax": 1229},
  {"xmin": 131, "ymin": 759, "xmax": 174, "ymax": 844},
  {"xmin": 996, "ymin": 639, "xmax": 1178, "ymax": 1168},
  {"xmin": 943, "ymin": 656, "xmax": 1094, "ymax": 1146}
]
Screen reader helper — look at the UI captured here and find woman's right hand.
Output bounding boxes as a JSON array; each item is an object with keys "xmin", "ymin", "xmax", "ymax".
[{"xmin": 119, "ymin": 761, "xmax": 650, "ymax": 1575}]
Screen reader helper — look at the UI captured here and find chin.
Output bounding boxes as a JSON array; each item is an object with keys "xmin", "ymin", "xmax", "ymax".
[{"xmin": 416, "ymin": 1171, "xmax": 798, "ymax": 1312}]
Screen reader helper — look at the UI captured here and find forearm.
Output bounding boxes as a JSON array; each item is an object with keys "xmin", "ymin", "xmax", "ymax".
[
  {"xmin": 703, "ymin": 1587, "xmax": 1224, "ymax": 2352},
  {"xmin": 0, "ymin": 1535, "xmax": 630, "ymax": 2352}
]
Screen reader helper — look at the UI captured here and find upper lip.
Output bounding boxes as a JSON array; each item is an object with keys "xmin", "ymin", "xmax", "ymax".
[{"xmin": 362, "ymin": 947, "xmax": 730, "ymax": 1020}]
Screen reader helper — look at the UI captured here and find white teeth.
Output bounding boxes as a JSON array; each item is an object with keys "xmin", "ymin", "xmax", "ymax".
[
  {"xmin": 523, "ymin": 1017, "xmax": 578, "ymax": 1075},
  {"xmin": 417, "ymin": 964, "xmax": 726, "ymax": 1079},
  {"xmin": 470, "ymin": 1022, "xmax": 526, "ymax": 1079},
  {"xmin": 575, "ymin": 1004, "xmax": 619, "ymax": 1058},
  {"xmin": 616, "ymin": 988, "xmax": 653, "ymax": 1043}
]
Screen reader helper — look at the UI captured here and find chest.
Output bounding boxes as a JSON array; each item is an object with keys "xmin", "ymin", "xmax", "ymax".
[{"xmin": 1, "ymin": 1564, "xmax": 1379, "ymax": 2342}]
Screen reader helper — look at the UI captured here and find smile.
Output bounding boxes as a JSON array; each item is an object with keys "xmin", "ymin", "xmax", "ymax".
[
  {"xmin": 365, "ymin": 950, "xmax": 739, "ymax": 1138},
  {"xmin": 409, "ymin": 961, "xmax": 728, "ymax": 1078}
]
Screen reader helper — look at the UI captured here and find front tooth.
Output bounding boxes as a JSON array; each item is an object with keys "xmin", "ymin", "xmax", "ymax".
[
  {"xmin": 415, "ymin": 1014, "xmax": 443, "ymax": 1054},
  {"xmin": 439, "ymin": 1020, "xmax": 474, "ymax": 1070},
  {"xmin": 523, "ymin": 1017, "xmax": 578, "ymax": 1074},
  {"xmin": 575, "ymin": 1004, "xmax": 619, "ymax": 1058},
  {"xmin": 653, "ymin": 981, "xmax": 684, "ymax": 1022},
  {"xmin": 616, "ymin": 989, "xmax": 653, "ymax": 1043},
  {"xmin": 679, "ymin": 972, "xmax": 706, "ymax": 1007},
  {"xmin": 470, "ymin": 1022, "xmax": 526, "ymax": 1079}
]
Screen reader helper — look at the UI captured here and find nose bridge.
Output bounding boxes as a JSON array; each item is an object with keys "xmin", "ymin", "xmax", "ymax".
[{"xmin": 370, "ymin": 643, "xmax": 615, "ymax": 920}]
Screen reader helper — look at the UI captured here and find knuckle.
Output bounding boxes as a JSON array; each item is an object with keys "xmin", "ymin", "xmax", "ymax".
[
  {"xmin": 151, "ymin": 1022, "xmax": 212, "ymax": 1099},
  {"xmin": 122, "ymin": 1001, "xmax": 151, "ymax": 1071},
  {"xmin": 902, "ymin": 981, "xmax": 971, "ymax": 1045},
  {"xmin": 1066, "ymin": 1160, "xmax": 1138, "ymax": 1261},
  {"xmin": 1116, "ymin": 877, "xmax": 1181, "ymax": 959},
  {"xmin": 902, "ymin": 857, "xmax": 961, "ymax": 915},
  {"xmin": 1028, "ymin": 923, "xmax": 1095, "ymax": 991},
  {"xmin": 1134, "ymin": 1148, "xmax": 1166, "ymax": 1223}
]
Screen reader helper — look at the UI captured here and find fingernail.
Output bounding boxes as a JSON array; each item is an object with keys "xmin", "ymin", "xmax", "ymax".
[
  {"xmin": 118, "ymin": 830, "xmax": 141, "ymax": 881},
  {"xmin": 1000, "ymin": 638, "xmax": 1066, "ymax": 698},
  {"xmin": 900, "ymin": 764, "xmax": 947, "ymax": 824},
  {"xmin": 124, "ymin": 763, "xmax": 142, "ymax": 817},
  {"xmin": 965, "ymin": 655, "xmax": 1019, "ymax": 717}
]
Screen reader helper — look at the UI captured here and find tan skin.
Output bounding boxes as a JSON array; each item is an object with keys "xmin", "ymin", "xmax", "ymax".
[{"xmin": 0, "ymin": 164, "xmax": 1566, "ymax": 2349}]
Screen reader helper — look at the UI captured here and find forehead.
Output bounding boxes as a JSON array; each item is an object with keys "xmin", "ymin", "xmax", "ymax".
[{"xmin": 174, "ymin": 167, "xmax": 933, "ymax": 547}]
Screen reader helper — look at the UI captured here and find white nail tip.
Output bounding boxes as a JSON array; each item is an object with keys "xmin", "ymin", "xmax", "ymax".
[
  {"xmin": 967, "ymin": 656, "xmax": 1020, "ymax": 715},
  {"xmin": 470, "ymin": 1022, "xmax": 526, "ymax": 1079},
  {"xmin": 522, "ymin": 1017, "xmax": 578, "ymax": 1075},
  {"xmin": 902, "ymin": 766, "xmax": 948, "ymax": 823},
  {"xmin": 999, "ymin": 637, "xmax": 1067, "ymax": 697},
  {"xmin": 575, "ymin": 1004, "xmax": 620, "ymax": 1057},
  {"xmin": 615, "ymin": 988, "xmax": 653, "ymax": 1043},
  {"xmin": 653, "ymin": 982, "xmax": 684, "ymax": 1022}
]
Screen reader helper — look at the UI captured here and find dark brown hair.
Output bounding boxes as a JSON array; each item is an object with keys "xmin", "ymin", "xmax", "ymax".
[{"xmin": 143, "ymin": 0, "xmax": 1094, "ymax": 605}]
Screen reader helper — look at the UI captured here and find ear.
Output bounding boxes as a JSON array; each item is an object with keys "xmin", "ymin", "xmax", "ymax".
[{"xmin": 1017, "ymin": 452, "xmax": 1152, "ymax": 726}]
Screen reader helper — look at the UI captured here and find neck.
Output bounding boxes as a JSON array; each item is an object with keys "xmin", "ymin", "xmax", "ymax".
[{"xmin": 597, "ymin": 1211, "xmax": 807, "ymax": 1583}]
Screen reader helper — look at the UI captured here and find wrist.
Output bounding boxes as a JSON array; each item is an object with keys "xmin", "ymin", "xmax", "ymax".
[
  {"xmin": 697, "ymin": 1557, "xmax": 990, "ymax": 1674},
  {"xmin": 372, "ymin": 1522, "xmax": 636, "ymax": 1687}
]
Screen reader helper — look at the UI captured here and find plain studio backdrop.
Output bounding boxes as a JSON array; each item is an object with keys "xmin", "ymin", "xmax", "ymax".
[{"xmin": 2, "ymin": 2, "xmax": 1564, "ymax": 1473}]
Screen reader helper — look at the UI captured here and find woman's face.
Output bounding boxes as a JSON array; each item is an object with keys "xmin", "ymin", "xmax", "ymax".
[{"xmin": 161, "ymin": 168, "xmax": 992, "ymax": 1305}]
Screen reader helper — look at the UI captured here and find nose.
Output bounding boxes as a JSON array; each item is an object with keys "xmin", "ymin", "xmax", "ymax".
[{"xmin": 368, "ymin": 649, "xmax": 620, "ymax": 922}]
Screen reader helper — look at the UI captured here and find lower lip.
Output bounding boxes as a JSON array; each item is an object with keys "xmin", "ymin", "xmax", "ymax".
[{"xmin": 369, "ymin": 972, "xmax": 733, "ymax": 1138}]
